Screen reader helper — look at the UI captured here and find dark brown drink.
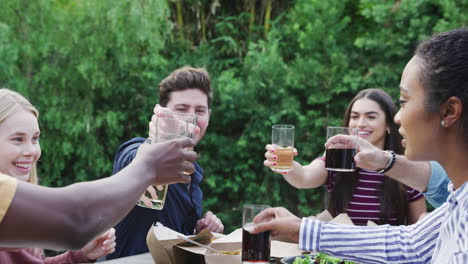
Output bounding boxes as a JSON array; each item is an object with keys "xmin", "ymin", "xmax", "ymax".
[
  {"xmin": 242, "ymin": 223, "xmax": 271, "ymax": 263},
  {"xmin": 325, "ymin": 148, "xmax": 356, "ymax": 172}
]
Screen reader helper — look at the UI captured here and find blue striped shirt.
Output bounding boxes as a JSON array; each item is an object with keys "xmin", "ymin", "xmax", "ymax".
[{"xmin": 299, "ymin": 181, "xmax": 468, "ymax": 264}]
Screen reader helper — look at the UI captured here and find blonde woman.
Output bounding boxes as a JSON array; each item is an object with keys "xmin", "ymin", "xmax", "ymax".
[{"xmin": 0, "ymin": 88, "xmax": 115, "ymax": 263}]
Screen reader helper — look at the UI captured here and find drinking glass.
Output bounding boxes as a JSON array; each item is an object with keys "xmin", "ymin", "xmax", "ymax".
[
  {"xmin": 242, "ymin": 204, "xmax": 271, "ymax": 264},
  {"xmin": 271, "ymin": 124, "xmax": 295, "ymax": 173},
  {"xmin": 138, "ymin": 113, "xmax": 197, "ymax": 210},
  {"xmin": 171, "ymin": 113, "xmax": 198, "ymax": 175},
  {"xmin": 171, "ymin": 112, "xmax": 198, "ymax": 143},
  {"xmin": 325, "ymin": 126, "xmax": 358, "ymax": 172}
]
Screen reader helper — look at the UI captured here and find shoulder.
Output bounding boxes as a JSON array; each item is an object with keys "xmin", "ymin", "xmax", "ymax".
[
  {"xmin": 405, "ymin": 179, "xmax": 426, "ymax": 200},
  {"xmin": 116, "ymin": 137, "xmax": 145, "ymax": 153},
  {"xmin": 114, "ymin": 137, "xmax": 145, "ymax": 161},
  {"xmin": 0, "ymin": 174, "xmax": 17, "ymax": 224},
  {"xmin": 0, "ymin": 173, "xmax": 17, "ymax": 189},
  {"xmin": 112, "ymin": 137, "xmax": 145, "ymax": 174}
]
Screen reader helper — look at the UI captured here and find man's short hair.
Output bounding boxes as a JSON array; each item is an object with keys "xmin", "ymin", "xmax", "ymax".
[{"xmin": 159, "ymin": 67, "xmax": 212, "ymax": 107}]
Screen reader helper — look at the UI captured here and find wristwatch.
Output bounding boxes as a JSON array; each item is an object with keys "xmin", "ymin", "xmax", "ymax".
[{"xmin": 376, "ymin": 150, "xmax": 396, "ymax": 174}]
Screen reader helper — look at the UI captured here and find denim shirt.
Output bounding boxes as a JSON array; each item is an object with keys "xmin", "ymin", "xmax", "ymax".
[
  {"xmin": 424, "ymin": 161, "xmax": 450, "ymax": 208},
  {"xmin": 105, "ymin": 137, "xmax": 203, "ymax": 260}
]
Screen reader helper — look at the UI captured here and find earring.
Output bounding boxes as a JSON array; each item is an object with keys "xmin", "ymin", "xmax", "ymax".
[
  {"xmin": 441, "ymin": 120, "xmax": 446, "ymax": 127},
  {"xmin": 386, "ymin": 129, "xmax": 390, "ymax": 134}
]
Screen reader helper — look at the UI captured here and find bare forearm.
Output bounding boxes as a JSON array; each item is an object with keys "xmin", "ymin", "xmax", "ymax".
[
  {"xmin": 355, "ymin": 147, "xmax": 432, "ymax": 192},
  {"xmin": 0, "ymin": 137, "xmax": 196, "ymax": 249},
  {"xmin": 0, "ymin": 160, "xmax": 152, "ymax": 249},
  {"xmin": 281, "ymin": 161, "xmax": 307, "ymax": 188},
  {"xmin": 282, "ymin": 160, "xmax": 327, "ymax": 189},
  {"xmin": 385, "ymin": 155, "xmax": 431, "ymax": 192},
  {"xmin": 65, "ymin": 160, "xmax": 154, "ymax": 243}
]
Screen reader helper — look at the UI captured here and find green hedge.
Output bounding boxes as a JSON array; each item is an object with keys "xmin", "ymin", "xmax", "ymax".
[{"xmin": 0, "ymin": 0, "xmax": 466, "ymax": 232}]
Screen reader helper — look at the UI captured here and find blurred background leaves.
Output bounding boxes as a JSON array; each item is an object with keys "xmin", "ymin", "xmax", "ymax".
[{"xmin": 0, "ymin": 0, "xmax": 466, "ymax": 232}]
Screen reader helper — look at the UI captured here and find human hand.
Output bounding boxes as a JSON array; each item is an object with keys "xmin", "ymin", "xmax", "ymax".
[
  {"xmin": 135, "ymin": 138, "xmax": 198, "ymax": 185},
  {"xmin": 324, "ymin": 135, "xmax": 390, "ymax": 171},
  {"xmin": 149, "ymin": 105, "xmax": 178, "ymax": 139},
  {"xmin": 195, "ymin": 211, "xmax": 224, "ymax": 234},
  {"xmin": 80, "ymin": 228, "xmax": 116, "ymax": 261},
  {"xmin": 263, "ymin": 144, "xmax": 298, "ymax": 174},
  {"xmin": 149, "ymin": 104, "xmax": 201, "ymax": 141},
  {"xmin": 251, "ymin": 207, "xmax": 301, "ymax": 243}
]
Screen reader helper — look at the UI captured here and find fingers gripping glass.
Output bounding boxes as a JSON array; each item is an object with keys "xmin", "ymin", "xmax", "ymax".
[
  {"xmin": 242, "ymin": 204, "xmax": 271, "ymax": 264},
  {"xmin": 170, "ymin": 113, "xmax": 198, "ymax": 175},
  {"xmin": 138, "ymin": 113, "xmax": 197, "ymax": 210},
  {"xmin": 271, "ymin": 125, "xmax": 295, "ymax": 173},
  {"xmin": 325, "ymin": 126, "xmax": 358, "ymax": 172}
]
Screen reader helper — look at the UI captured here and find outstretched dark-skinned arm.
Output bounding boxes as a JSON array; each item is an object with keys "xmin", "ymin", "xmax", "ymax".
[{"xmin": 0, "ymin": 138, "xmax": 197, "ymax": 250}]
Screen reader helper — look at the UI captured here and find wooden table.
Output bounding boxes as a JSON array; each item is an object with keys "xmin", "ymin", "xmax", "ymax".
[{"xmin": 95, "ymin": 253, "xmax": 154, "ymax": 264}]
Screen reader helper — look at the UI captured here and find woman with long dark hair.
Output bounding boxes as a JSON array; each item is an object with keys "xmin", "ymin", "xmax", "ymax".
[
  {"xmin": 264, "ymin": 88, "xmax": 426, "ymax": 225},
  {"xmin": 255, "ymin": 27, "xmax": 468, "ymax": 264}
]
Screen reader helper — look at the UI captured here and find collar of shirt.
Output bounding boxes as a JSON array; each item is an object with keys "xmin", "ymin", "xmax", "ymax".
[{"xmin": 446, "ymin": 181, "xmax": 468, "ymax": 208}]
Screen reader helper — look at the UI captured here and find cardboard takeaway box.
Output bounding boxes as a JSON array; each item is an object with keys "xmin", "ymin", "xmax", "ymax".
[
  {"xmin": 146, "ymin": 222, "xmax": 304, "ymax": 264},
  {"xmin": 146, "ymin": 211, "xmax": 370, "ymax": 264}
]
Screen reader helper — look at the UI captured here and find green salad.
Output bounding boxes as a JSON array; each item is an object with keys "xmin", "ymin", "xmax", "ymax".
[{"xmin": 292, "ymin": 253, "xmax": 356, "ymax": 264}]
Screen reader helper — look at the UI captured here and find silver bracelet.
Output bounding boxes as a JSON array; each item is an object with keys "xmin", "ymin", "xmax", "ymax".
[{"xmin": 376, "ymin": 150, "xmax": 396, "ymax": 174}]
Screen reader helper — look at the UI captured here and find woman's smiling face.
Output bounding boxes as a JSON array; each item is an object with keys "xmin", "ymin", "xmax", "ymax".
[
  {"xmin": 0, "ymin": 109, "xmax": 41, "ymax": 181},
  {"xmin": 394, "ymin": 56, "xmax": 441, "ymax": 161},
  {"xmin": 348, "ymin": 98, "xmax": 388, "ymax": 150}
]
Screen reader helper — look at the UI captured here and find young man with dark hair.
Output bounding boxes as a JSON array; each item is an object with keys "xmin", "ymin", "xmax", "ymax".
[{"xmin": 106, "ymin": 66, "xmax": 224, "ymax": 260}]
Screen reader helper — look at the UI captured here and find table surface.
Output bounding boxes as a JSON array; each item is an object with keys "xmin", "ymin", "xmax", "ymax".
[
  {"xmin": 94, "ymin": 253, "xmax": 154, "ymax": 264},
  {"xmin": 92, "ymin": 253, "xmax": 281, "ymax": 264}
]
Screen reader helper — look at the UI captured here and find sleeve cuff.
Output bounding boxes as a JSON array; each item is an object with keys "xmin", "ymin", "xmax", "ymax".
[{"xmin": 299, "ymin": 217, "xmax": 322, "ymax": 252}]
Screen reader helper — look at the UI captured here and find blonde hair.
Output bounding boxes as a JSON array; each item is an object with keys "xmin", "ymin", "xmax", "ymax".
[{"xmin": 0, "ymin": 88, "xmax": 40, "ymax": 184}]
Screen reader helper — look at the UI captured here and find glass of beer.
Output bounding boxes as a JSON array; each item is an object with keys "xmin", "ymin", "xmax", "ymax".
[
  {"xmin": 242, "ymin": 204, "xmax": 271, "ymax": 264},
  {"xmin": 325, "ymin": 126, "xmax": 358, "ymax": 172},
  {"xmin": 171, "ymin": 112, "xmax": 198, "ymax": 144},
  {"xmin": 138, "ymin": 113, "xmax": 197, "ymax": 210},
  {"xmin": 172, "ymin": 113, "xmax": 198, "ymax": 175},
  {"xmin": 271, "ymin": 124, "xmax": 295, "ymax": 173}
]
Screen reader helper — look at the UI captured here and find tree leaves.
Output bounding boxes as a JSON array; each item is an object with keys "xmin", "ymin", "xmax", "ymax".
[{"xmin": 0, "ymin": 0, "xmax": 466, "ymax": 232}]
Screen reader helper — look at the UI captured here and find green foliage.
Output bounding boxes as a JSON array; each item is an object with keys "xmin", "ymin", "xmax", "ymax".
[
  {"xmin": 1, "ymin": 0, "xmax": 171, "ymax": 185},
  {"xmin": 199, "ymin": 0, "xmax": 467, "ymax": 231},
  {"xmin": 0, "ymin": 0, "xmax": 466, "ymax": 233}
]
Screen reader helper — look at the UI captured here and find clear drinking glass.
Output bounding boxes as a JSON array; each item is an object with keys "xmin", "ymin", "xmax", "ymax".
[
  {"xmin": 242, "ymin": 204, "xmax": 271, "ymax": 264},
  {"xmin": 170, "ymin": 112, "xmax": 198, "ymax": 143},
  {"xmin": 271, "ymin": 124, "xmax": 295, "ymax": 173},
  {"xmin": 325, "ymin": 126, "xmax": 358, "ymax": 172},
  {"xmin": 171, "ymin": 113, "xmax": 198, "ymax": 175},
  {"xmin": 138, "ymin": 113, "xmax": 197, "ymax": 210}
]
